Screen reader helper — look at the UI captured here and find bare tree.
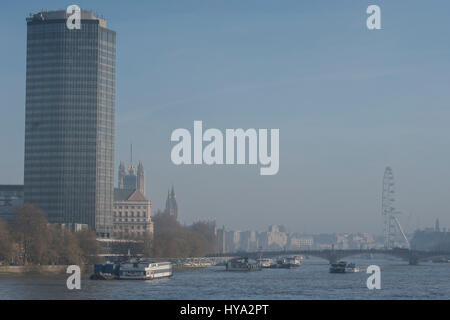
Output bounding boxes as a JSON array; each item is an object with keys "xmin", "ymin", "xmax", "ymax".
[
  {"xmin": 75, "ymin": 229, "xmax": 102, "ymax": 264},
  {"xmin": 10, "ymin": 204, "xmax": 51, "ymax": 265},
  {"xmin": 150, "ymin": 211, "xmax": 217, "ymax": 258},
  {"xmin": 0, "ymin": 219, "xmax": 12, "ymax": 264},
  {"xmin": 47, "ymin": 226, "xmax": 83, "ymax": 265}
]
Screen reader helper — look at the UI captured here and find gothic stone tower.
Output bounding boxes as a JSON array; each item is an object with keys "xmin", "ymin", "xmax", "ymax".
[
  {"xmin": 118, "ymin": 161, "xmax": 126, "ymax": 189},
  {"xmin": 165, "ymin": 186, "xmax": 178, "ymax": 219},
  {"xmin": 137, "ymin": 161, "xmax": 144, "ymax": 194},
  {"xmin": 118, "ymin": 160, "xmax": 145, "ymax": 195}
]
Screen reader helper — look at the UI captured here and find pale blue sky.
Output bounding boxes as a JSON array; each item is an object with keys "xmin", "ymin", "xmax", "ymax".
[{"xmin": 0, "ymin": 1, "xmax": 449, "ymax": 233}]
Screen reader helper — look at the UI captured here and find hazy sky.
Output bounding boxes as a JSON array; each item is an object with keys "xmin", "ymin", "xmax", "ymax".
[{"xmin": 1, "ymin": 0, "xmax": 449, "ymax": 234}]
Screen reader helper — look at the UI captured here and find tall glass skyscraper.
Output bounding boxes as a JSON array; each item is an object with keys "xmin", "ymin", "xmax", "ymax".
[{"xmin": 24, "ymin": 10, "xmax": 115, "ymax": 236}]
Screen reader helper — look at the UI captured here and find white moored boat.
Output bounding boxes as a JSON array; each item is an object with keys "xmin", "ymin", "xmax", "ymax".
[
  {"xmin": 119, "ymin": 262, "xmax": 173, "ymax": 280},
  {"xmin": 257, "ymin": 258, "xmax": 274, "ymax": 268}
]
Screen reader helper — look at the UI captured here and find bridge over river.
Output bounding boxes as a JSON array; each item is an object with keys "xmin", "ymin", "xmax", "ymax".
[{"xmin": 206, "ymin": 248, "xmax": 450, "ymax": 265}]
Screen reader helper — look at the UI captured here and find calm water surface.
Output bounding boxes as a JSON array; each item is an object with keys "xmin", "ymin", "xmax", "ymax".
[{"xmin": 0, "ymin": 257, "xmax": 449, "ymax": 299}]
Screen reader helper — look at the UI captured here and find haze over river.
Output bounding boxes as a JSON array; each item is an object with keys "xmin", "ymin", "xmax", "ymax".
[{"xmin": 1, "ymin": 256, "xmax": 449, "ymax": 299}]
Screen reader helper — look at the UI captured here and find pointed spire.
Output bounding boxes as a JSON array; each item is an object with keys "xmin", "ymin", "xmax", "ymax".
[
  {"xmin": 128, "ymin": 163, "xmax": 136, "ymax": 175},
  {"xmin": 118, "ymin": 161, "xmax": 126, "ymax": 189},
  {"xmin": 165, "ymin": 185, "xmax": 178, "ymax": 219},
  {"xmin": 130, "ymin": 143, "xmax": 133, "ymax": 164}
]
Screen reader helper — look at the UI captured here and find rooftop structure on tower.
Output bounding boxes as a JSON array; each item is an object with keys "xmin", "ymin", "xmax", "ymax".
[{"xmin": 118, "ymin": 145, "xmax": 145, "ymax": 195}]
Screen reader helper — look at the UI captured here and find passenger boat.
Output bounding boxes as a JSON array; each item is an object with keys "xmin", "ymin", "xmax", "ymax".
[
  {"xmin": 344, "ymin": 262, "xmax": 360, "ymax": 273},
  {"xmin": 329, "ymin": 261, "xmax": 346, "ymax": 273},
  {"xmin": 90, "ymin": 263, "xmax": 120, "ymax": 280},
  {"xmin": 119, "ymin": 261, "xmax": 173, "ymax": 280},
  {"xmin": 270, "ymin": 256, "xmax": 303, "ymax": 269},
  {"xmin": 226, "ymin": 258, "xmax": 261, "ymax": 271},
  {"xmin": 257, "ymin": 258, "xmax": 274, "ymax": 268},
  {"xmin": 329, "ymin": 261, "xmax": 359, "ymax": 273},
  {"xmin": 432, "ymin": 257, "xmax": 449, "ymax": 263},
  {"xmin": 290, "ymin": 256, "xmax": 303, "ymax": 265}
]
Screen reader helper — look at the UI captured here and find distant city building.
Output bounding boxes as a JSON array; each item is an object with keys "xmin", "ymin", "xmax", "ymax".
[
  {"xmin": 217, "ymin": 226, "xmax": 226, "ymax": 254},
  {"xmin": 336, "ymin": 234, "xmax": 350, "ymax": 249},
  {"xmin": 435, "ymin": 218, "xmax": 440, "ymax": 232},
  {"xmin": 217, "ymin": 226, "xmax": 384, "ymax": 252},
  {"xmin": 288, "ymin": 234, "xmax": 314, "ymax": 249},
  {"xmin": 225, "ymin": 230, "xmax": 241, "ymax": 252},
  {"xmin": 118, "ymin": 160, "xmax": 145, "ymax": 194},
  {"xmin": 239, "ymin": 231, "xmax": 259, "ymax": 252},
  {"xmin": 266, "ymin": 225, "xmax": 288, "ymax": 250},
  {"xmin": 113, "ymin": 188, "xmax": 153, "ymax": 237},
  {"xmin": 0, "ymin": 185, "xmax": 24, "ymax": 222},
  {"xmin": 411, "ymin": 226, "xmax": 450, "ymax": 251},
  {"xmin": 165, "ymin": 186, "xmax": 179, "ymax": 219},
  {"xmin": 352, "ymin": 233, "xmax": 376, "ymax": 249},
  {"xmin": 202, "ymin": 219, "xmax": 217, "ymax": 237},
  {"xmin": 23, "ymin": 9, "xmax": 116, "ymax": 237},
  {"xmin": 313, "ymin": 233, "xmax": 338, "ymax": 249}
]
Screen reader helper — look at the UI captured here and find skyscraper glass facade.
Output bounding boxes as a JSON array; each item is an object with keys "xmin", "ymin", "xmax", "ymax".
[{"xmin": 24, "ymin": 10, "xmax": 115, "ymax": 236}]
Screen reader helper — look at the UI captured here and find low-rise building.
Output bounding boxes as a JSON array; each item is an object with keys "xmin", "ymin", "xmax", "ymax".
[{"xmin": 288, "ymin": 234, "xmax": 314, "ymax": 249}]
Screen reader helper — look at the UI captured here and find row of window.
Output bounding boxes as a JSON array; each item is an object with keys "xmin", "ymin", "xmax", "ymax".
[
  {"xmin": 114, "ymin": 225, "xmax": 150, "ymax": 230},
  {"xmin": 113, "ymin": 211, "xmax": 147, "ymax": 217},
  {"xmin": 115, "ymin": 205, "xmax": 146, "ymax": 209},
  {"xmin": 114, "ymin": 218, "xmax": 149, "ymax": 223}
]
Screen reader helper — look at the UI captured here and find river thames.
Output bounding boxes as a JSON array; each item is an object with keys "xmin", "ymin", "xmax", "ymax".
[{"xmin": 0, "ymin": 256, "xmax": 449, "ymax": 300}]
